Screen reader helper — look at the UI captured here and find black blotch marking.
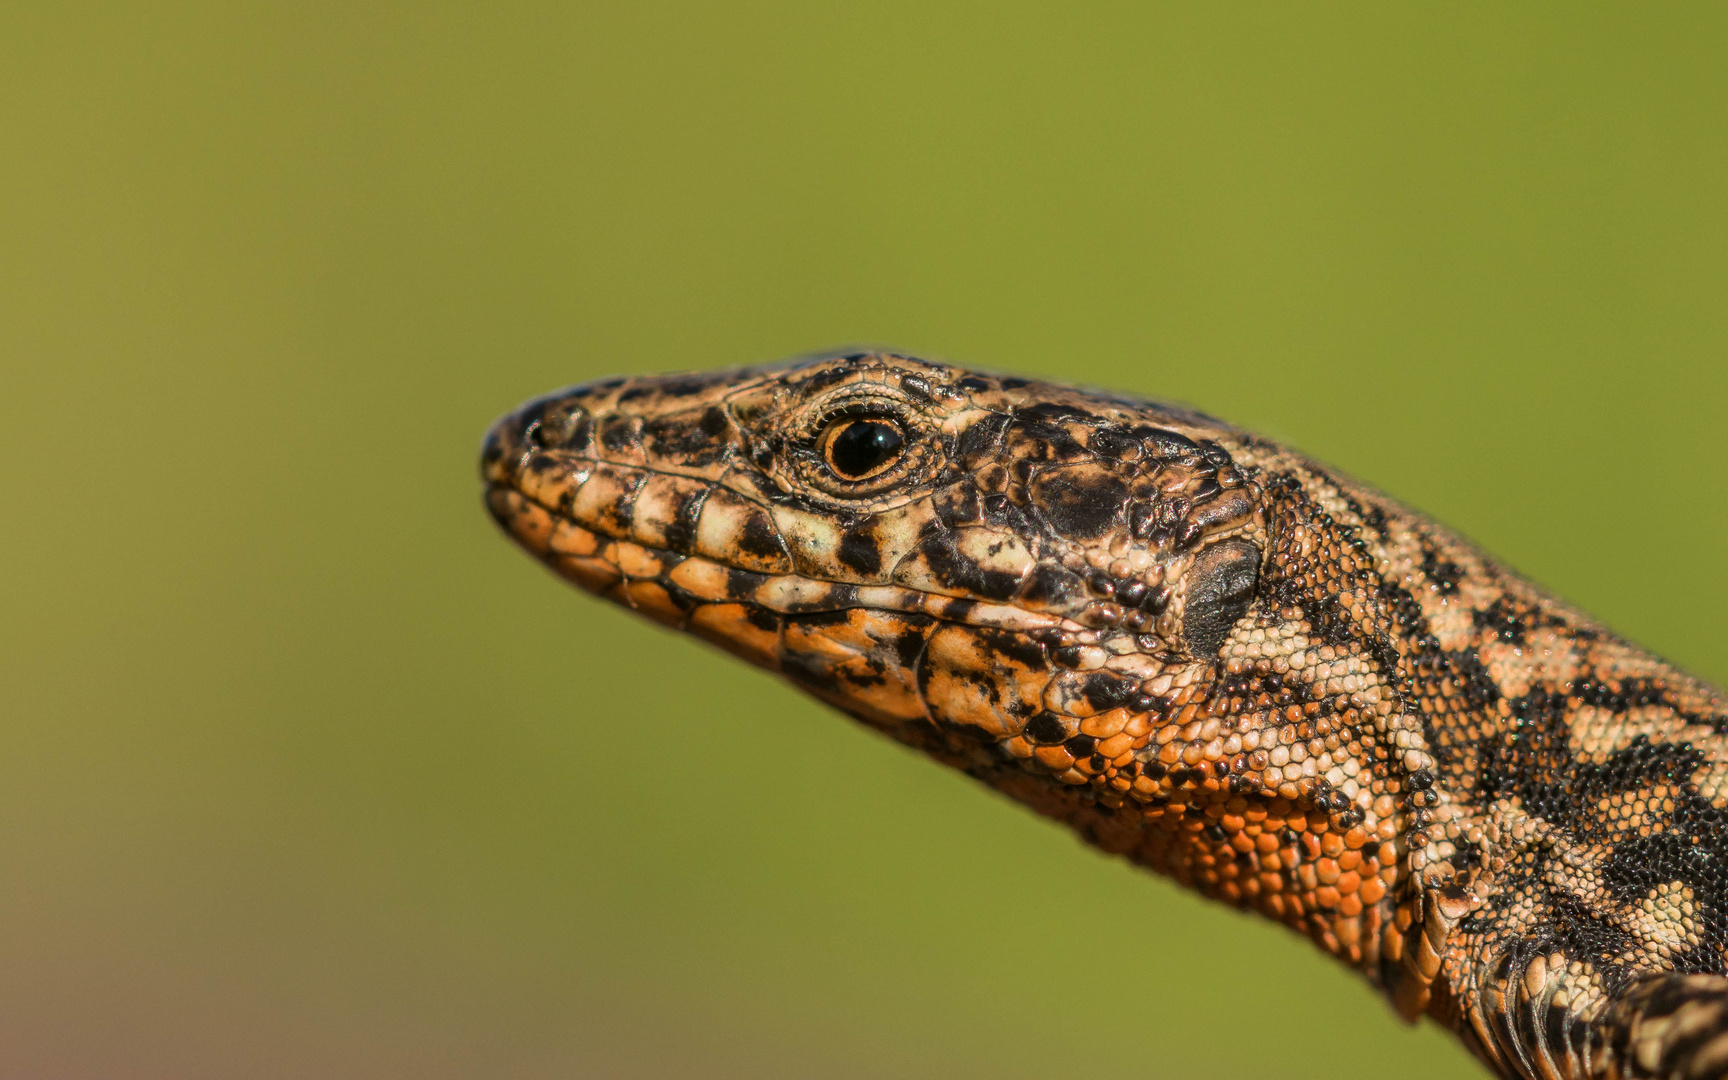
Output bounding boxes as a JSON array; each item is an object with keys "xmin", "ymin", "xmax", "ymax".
[
  {"xmin": 662, "ymin": 484, "xmax": 712, "ymax": 552},
  {"xmin": 737, "ymin": 512, "xmax": 788, "ymax": 563},
  {"xmin": 1361, "ymin": 632, "xmax": 1403, "ymax": 691},
  {"xmin": 1336, "ymin": 491, "xmax": 1391, "ymax": 540},
  {"xmin": 837, "ymin": 520, "xmax": 884, "ymax": 576},
  {"xmin": 956, "ymin": 375, "xmax": 993, "ymax": 393},
  {"xmin": 827, "ymin": 584, "xmax": 860, "ymax": 609},
  {"xmin": 567, "ymin": 412, "xmax": 593, "ymax": 452},
  {"xmin": 1448, "ymin": 650, "xmax": 1503, "ymax": 710},
  {"xmin": 955, "ymin": 413, "xmax": 1011, "ymax": 463},
  {"xmin": 788, "ymin": 608, "xmax": 853, "ymax": 627},
  {"xmin": 1020, "ymin": 564, "xmax": 1084, "ymax": 608},
  {"xmin": 598, "ymin": 415, "xmax": 639, "ymax": 454},
  {"xmin": 974, "ymin": 626, "xmax": 1047, "ymax": 670},
  {"xmin": 1081, "ymin": 673, "xmax": 1135, "ymax": 711},
  {"xmin": 1566, "ymin": 676, "xmax": 1728, "ymax": 734},
  {"xmin": 643, "ymin": 413, "xmax": 728, "ymax": 465},
  {"xmin": 1419, "ymin": 540, "xmax": 1465, "ymax": 596},
  {"xmin": 700, "ymin": 406, "xmax": 731, "ymax": 438},
  {"xmin": 912, "ymin": 534, "xmax": 1021, "ymax": 601},
  {"xmin": 891, "ymin": 616, "xmax": 935, "ymax": 668},
  {"xmin": 934, "ymin": 597, "xmax": 979, "ymax": 622},
  {"xmin": 725, "ymin": 567, "xmax": 769, "ymax": 599},
  {"xmin": 1013, "ymin": 420, "xmax": 1089, "ymax": 459},
  {"xmin": 1474, "ymin": 595, "xmax": 1530, "ymax": 644},
  {"xmin": 1035, "ymin": 471, "xmax": 1128, "ymax": 539},
  {"xmin": 1021, "ymin": 401, "xmax": 1096, "ymax": 423},
  {"xmin": 1571, "ymin": 677, "xmax": 1678, "ymax": 714},
  {"xmin": 779, "ymin": 589, "xmax": 845, "ymax": 616},
  {"xmin": 1378, "ymin": 579, "xmax": 1430, "ymax": 641},
  {"xmin": 1025, "ymin": 712, "xmax": 1069, "ymax": 744},
  {"xmin": 654, "ymin": 377, "xmax": 718, "ymax": 398}
]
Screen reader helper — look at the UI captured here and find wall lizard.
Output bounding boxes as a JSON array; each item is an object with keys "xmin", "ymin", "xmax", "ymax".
[{"xmin": 483, "ymin": 351, "xmax": 1728, "ymax": 1079}]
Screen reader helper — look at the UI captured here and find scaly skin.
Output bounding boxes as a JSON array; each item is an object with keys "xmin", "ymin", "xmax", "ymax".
[{"xmin": 482, "ymin": 351, "xmax": 1728, "ymax": 1080}]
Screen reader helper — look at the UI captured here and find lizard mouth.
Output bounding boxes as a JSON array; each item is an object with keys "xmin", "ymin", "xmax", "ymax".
[{"xmin": 484, "ymin": 478, "xmax": 1078, "ymax": 639}]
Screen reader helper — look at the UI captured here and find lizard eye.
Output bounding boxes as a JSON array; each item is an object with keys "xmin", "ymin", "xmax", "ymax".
[{"xmin": 820, "ymin": 416, "xmax": 906, "ymax": 481}]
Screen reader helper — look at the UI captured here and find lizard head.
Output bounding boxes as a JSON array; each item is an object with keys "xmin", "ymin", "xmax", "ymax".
[{"xmin": 482, "ymin": 350, "xmax": 1270, "ymax": 783}]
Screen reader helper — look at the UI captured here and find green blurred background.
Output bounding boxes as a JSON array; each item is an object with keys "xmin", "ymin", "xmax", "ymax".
[{"xmin": 4, "ymin": 5, "xmax": 1726, "ymax": 1078}]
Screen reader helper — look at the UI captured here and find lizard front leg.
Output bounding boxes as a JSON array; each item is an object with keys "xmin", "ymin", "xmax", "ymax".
[{"xmin": 1442, "ymin": 804, "xmax": 1728, "ymax": 1080}]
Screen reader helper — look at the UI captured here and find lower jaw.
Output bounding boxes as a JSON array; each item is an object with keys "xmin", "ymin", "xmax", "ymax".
[{"xmin": 487, "ymin": 480, "xmax": 1181, "ymax": 793}]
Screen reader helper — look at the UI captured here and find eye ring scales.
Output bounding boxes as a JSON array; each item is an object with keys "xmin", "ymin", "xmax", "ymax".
[{"xmin": 819, "ymin": 415, "xmax": 906, "ymax": 482}]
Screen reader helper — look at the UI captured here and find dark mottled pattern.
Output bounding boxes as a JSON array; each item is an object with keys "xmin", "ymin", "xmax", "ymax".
[{"xmin": 482, "ymin": 351, "xmax": 1728, "ymax": 1080}]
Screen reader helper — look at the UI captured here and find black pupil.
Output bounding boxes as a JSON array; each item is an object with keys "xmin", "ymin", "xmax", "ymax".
[{"xmin": 828, "ymin": 420, "xmax": 904, "ymax": 479}]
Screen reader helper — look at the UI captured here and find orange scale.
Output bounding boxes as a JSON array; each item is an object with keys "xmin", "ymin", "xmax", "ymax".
[
  {"xmin": 1034, "ymin": 746, "xmax": 1076, "ymax": 771},
  {"xmin": 615, "ymin": 580, "xmax": 685, "ymax": 627},
  {"xmin": 1097, "ymin": 733, "xmax": 1134, "ymax": 758},
  {"xmin": 556, "ymin": 554, "xmax": 623, "ymax": 593},
  {"xmin": 1080, "ymin": 709, "xmax": 1130, "ymax": 738}
]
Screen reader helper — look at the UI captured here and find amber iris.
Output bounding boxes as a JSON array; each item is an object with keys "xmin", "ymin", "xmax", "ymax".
[{"xmin": 821, "ymin": 417, "xmax": 905, "ymax": 480}]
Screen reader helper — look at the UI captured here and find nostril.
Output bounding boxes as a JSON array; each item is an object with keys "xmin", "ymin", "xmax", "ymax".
[{"xmin": 523, "ymin": 403, "xmax": 592, "ymax": 452}]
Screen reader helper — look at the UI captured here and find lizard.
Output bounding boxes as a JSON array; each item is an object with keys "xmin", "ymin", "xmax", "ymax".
[{"xmin": 481, "ymin": 350, "xmax": 1728, "ymax": 1080}]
